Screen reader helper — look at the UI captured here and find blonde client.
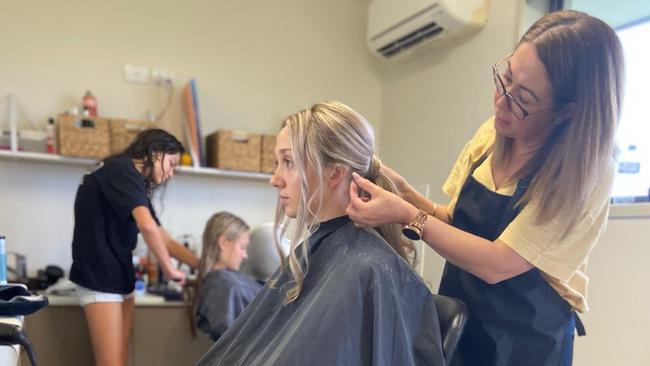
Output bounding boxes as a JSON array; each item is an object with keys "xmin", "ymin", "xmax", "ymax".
[{"xmin": 197, "ymin": 102, "xmax": 445, "ymax": 366}]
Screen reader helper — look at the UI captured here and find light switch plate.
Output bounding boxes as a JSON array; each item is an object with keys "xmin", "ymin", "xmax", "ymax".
[{"xmin": 124, "ymin": 64, "xmax": 150, "ymax": 84}]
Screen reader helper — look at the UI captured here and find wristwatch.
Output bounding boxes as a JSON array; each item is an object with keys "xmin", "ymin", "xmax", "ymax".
[{"xmin": 402, "ymin": 210, "xmax": 428, "ymax": 240}]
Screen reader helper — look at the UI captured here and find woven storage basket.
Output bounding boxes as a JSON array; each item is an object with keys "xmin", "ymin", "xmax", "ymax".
[
  {"xmin": 109, "ymin": 119, "xmax": 155, "ymax": 155},
  {"xmin": 57, "ymin": 114, "xmax": 110, "ymax": 159},
  {"xmin": 260, "ymin": 134, "xmax": 277, "ymax": 174},
  {"xmin": 206, "ymin": 130, "xmax": 261, "ymax": 172}
]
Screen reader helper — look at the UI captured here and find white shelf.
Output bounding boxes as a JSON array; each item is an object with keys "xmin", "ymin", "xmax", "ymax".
[
  {"xmin": 0, "ymin": 150, "xmax": 272, "ymax": 181},
  {"xmin": 0, "ymin": 149, "xmax": 95, "ymax": 167},
  {"xmin": 175, "ymin": 165, "xmax": 271, "ymax": 181}
]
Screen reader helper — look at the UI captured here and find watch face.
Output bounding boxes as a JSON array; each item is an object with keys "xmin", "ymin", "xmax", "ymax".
[{"xmin": 402, "ymin": 227, "xmax": 420, "ymax": 241}]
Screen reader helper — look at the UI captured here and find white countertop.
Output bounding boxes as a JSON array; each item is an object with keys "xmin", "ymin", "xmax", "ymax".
[{"xmin": 45, "ymin": 293, "xmax": 186, "ymax": 307}]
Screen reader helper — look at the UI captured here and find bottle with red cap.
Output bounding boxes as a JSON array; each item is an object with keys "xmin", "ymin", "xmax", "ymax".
[
  {"xmin": 83, "ymin": 90, "xmax": 97, "ymax": 117},
  {"xmin": 45, "ymin": 118, "xmax": 56, "ymax": 153}
]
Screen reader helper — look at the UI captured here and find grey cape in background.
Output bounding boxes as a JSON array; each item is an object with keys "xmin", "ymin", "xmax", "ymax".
[
  {"xmin": 196, "ymin": 269, "xmax": 262, "ymax": 341},
  {"xmin": 196, "ymin": 216, "xmax": 445, "ymax": 366}
]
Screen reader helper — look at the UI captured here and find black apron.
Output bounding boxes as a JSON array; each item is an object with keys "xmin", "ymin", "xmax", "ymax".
[{"xmin": 438, "ymin": 155, "xmax": 584, "ymax": 366}]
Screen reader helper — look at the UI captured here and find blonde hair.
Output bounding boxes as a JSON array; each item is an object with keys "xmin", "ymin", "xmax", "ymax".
[
  {"xmin": 274, "ymin": 101, "xmax": 416, "ymax": 304},
  {"xmin": 492, "ymin": 10, "xmax": 624, "ymax": 235},
  {"xmin": 192, "ymin": 211, "xmax": 249, "ymax": 316}
]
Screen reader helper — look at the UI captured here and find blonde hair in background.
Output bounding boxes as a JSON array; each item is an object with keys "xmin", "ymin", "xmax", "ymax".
[
  {"xmin": 274, "ymin": 101, "xmax": 416, "ymax": 304},
  {"xmin": 491, "ymin": 10, "xmax": 624, "ymax": 236},
  {"xmin": 192, "ymin": 211, "xmax": 250, "ymax": 315}
]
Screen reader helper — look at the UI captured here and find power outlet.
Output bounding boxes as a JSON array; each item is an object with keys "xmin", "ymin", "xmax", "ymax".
[
  {"xmin": 124, "ymin": 65, "xmax": 150, "ymax": 84},
  {"xmin": 151, "ymin": 68, "xmax": 175, "ymax": 87}
]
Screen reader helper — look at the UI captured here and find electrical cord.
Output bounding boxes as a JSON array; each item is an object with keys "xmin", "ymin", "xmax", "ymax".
[
  {"xmin": 0, "ymin": 322, "xmax": 37, "ymax": 366},
  {"xmin": 155, "ymin": 83, "xmax": 175, "ymax": 122}
]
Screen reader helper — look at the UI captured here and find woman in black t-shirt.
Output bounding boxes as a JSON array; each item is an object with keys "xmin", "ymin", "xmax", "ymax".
[{"xmin": 70, "ymin": 128, "xmax": 195, "ymax": 366}]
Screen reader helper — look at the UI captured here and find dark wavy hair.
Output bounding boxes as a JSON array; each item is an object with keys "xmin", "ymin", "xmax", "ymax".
[{"xmin": 114, "ymin": 128, "xmax": 184, "ymax": 195}]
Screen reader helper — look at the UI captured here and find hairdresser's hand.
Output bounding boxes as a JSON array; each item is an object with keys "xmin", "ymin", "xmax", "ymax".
[
  {"xmin": 347, "ymin": 172, "xmax": 418, "ymax": 227},
  {"xmin": 164, "ymin": 268, "xmax": 186, "ymax": 286},
  {"xmin": 380, "ymin": 164, "xmax": 412, "ymax": 197}
]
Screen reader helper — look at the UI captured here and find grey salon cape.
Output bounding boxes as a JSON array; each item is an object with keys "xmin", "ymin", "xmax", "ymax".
[
  {"xmin": 196, "ymin": 216, "xmax": 445, "ymax": 366},
  {"xmin": 196, "ymin": 269, "xmax": 262, "ymax": 341}
]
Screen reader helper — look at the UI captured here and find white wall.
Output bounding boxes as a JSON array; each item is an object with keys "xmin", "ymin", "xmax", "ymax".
[
  {"xmin": 0, "ymin": 0, "xmax": 382, "ymax": 136},
  {"xmin": 0, "ymin": 0, "xmax": 382, "ymax": 273},
  {"xmin": 573, "ymin": 215, "xmax": 650, "ymax": 365}
]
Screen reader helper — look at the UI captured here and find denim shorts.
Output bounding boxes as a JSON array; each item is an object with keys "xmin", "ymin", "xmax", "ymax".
[{"xmin": 75, "ymin": 284, "xmax": 134, "ymax": 306}]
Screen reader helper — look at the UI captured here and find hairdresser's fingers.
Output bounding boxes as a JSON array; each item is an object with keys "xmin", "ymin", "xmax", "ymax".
[
  {"xmin": 348, "ymin": 180, "xmax": 358, "ymax": 202},
  {"xmin": 346, "ymin": 204, "xmax": 360, "ymax": 222},
  {"xmin": 346, "ymin": 202, "xmax": 364, "ymax": 224},
  {"xmin": 351, "ymin": 172, "xmax": 382, "ymax": 195},
  {"xmin": 348, "ymin": 180, "xmax": 366, "ymax": 208},
  {"xmin": 347, "ymin": 205, "xmax": 376, "ymax": 227},
  {"xmin": 347, "ymin": 182, "xmax": 374, "ymax": 226}
]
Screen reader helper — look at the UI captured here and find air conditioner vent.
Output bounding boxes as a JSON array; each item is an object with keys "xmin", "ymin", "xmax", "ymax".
[
  {"xmin": 367, "ymin": 0, "xmax": 489, "ymax": 60},
  {"xmin": 376, "ymin": 22, "xmax": 445, "ymax": 58}
]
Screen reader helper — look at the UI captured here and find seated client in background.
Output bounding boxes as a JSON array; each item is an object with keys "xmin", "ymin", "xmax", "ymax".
[{"xmin": 193, "ymin": 211, "xmax": 261, "ymax": 341}]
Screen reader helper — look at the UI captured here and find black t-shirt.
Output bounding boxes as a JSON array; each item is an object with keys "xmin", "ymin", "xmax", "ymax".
[{"xmin": 69, "ymin": 156, "xmax": 160, "ymax": 294}]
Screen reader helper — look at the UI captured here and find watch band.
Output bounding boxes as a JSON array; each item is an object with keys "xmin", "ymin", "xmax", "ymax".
[
  {"xmin": 402, "ymin": 210, "xmax": 428, "ymax": 240},
  {"xmin": 410, "ymin": 209, "xmax": 428, "ymax": 233}
]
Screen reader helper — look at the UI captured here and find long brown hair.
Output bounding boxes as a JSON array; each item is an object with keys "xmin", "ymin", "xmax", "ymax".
[
  {"xmin": 491, "ymin": 10, "xmax": 624, "ymax": 235},
  {"xmin": 274, "ymin": 101, "xmax": 416, "ymax": 304}
]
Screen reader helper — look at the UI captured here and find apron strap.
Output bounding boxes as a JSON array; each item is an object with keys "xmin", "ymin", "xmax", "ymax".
[
  {"xmin": 466, "ymin": 151, "xmax": 537, "ymax": 236},
  {"xmin": 574, "ymin": 312, "xmax": 587, "ymax": 336},
  {"xmin": 468, "ymin": 153, "xmax": 490, "ymax": 174},
  {"xmin": 494, "ymin": 173, "xmax": 533, "ymax": 236}
]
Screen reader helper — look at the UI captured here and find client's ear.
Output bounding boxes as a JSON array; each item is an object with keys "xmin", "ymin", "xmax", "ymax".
[
  {"xmin": 326, "ymin": 164, "xmax": 348, "ymax": 189},
  {"xmin": 217, "ymin": 235, "xmax": 228, "ymax": 250}
]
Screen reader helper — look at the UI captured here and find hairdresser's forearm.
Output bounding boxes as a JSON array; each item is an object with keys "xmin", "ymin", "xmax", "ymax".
[
  {"xmin": 402, "ymin": 187, "xmax": 451, "ymax": 224},
  {"xmin": 161, "ymin": 228, "xmax": 199, "ymax": 269},
  {"xmin": 404, "ymin": 204, "xmax": 532, "ymax": 284},
  {"xmin": 140, "ymin": 226, "xmax": 176, "ymax": 275}
]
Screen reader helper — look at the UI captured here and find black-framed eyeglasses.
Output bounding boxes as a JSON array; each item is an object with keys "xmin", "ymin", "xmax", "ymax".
[{"xmin": 492, "ymin": 55, "xmax": 566, "ymax": 120}]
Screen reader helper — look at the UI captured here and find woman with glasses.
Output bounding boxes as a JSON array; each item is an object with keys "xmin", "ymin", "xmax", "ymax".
[{"xmin": 347, "ymin": 10, "xmax": 623, "ymax": 366}]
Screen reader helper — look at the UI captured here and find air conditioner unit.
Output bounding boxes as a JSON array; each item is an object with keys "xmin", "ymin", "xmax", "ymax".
[{"xmin": 367, "ymin": 0, "xmax": 489, "ymax": 60}]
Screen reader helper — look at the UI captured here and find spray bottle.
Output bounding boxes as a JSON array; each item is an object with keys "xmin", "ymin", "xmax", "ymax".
[
  {"xmin": 82, "ymin": 90, "xmax": 98, "ymax": 117},
  {"xmin": 45, "ymin": 118, "xmax": 56, "ymax": 154},
  {"xmin": 0, "ymin": 235, "xmax": 7, "ymax": 285}
]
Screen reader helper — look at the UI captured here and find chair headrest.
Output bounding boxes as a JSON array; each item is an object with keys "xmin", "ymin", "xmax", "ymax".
[{"xmin": 240, "ymin": 223, "xmax": 289, "ymax": 282}]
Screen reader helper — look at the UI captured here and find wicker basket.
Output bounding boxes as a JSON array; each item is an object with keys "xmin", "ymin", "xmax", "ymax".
[
  {"xmin": 206, "ymin": 130, "xmax": 261, "ymax": 172},
  {"xmin": 109, "ymin": 119, "xmax": 155, "ymax": 155},
  {"xmin": 261, "ymin": 134, "xmax": 277, "ymax": 174},
  {"xmin": 57, "ymin": 114, "xmax": 110, "ymax": 159}
]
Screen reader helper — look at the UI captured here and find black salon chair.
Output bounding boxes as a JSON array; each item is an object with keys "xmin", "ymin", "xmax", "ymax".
[{"xmin": 433, "ymin": 294, "xmax": 468, "ymax": 365}]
